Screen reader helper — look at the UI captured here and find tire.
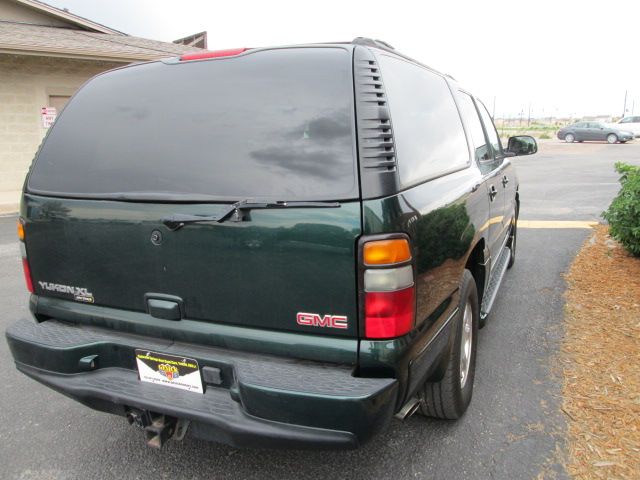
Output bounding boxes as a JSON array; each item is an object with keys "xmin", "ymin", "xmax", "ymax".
[
  {"xmin": 621, "ymin": 141, "xmax": 627, "ymax": 144},
  {"xmin": 507, "ymin": 209, "xmax": 518, "ymax": 269},
  {"xmin": 607, "ymin": 133, "xmax": 618, "ymax": 144},
  {"xmin": 565, "ymin": 133, "xmax": 575, "ymax": 143},
  {"xmin": 420, "ymin": 270, "xmax": 479, "ymax": 419}
]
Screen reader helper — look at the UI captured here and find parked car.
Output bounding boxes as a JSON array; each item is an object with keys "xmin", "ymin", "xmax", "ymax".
[
  {"xmin": 6, "ymin": 37, "xmax": 535, "ymax": 450},
  {"xmin": 615, "ymin": 116, "xmax": 640, "ymax": 137},
  {"xmin": 557, "ymin": 121, "xmax": 634, "ymax": 143}
]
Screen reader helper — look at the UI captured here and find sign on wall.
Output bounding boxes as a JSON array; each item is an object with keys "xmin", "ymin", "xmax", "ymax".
[{"xmin": 41, "ymin": 107, "xmax": 57, "ymax": 128}]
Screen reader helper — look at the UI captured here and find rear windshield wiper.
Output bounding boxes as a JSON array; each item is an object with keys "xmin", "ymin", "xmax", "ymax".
[{"xmin": 162, "ymin": 199, "xmax": 341, "ymax": 231}]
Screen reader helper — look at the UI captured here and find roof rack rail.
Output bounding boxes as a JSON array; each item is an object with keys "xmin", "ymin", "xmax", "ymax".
[
  {"xmin": 351, "ymin": 37, "xmax": 395, "ymax": 50},
  {"xmin": 351, "ymin": 37, "xmax": 440, "ymax": 75}
]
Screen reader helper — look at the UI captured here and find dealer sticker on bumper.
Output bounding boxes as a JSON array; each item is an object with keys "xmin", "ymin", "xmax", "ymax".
[{"xmin": 135, "ymin": 349, "xmax": 203, "ymax": 394}]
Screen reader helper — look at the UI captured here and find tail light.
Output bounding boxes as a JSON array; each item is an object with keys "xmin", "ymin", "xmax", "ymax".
[
  {"xmin": 362, "ymin": 237, "xmax": 415, "ymax": 339},
  {"xmin": 18, "ymin": 218, "xmax": 33, "ymax": 293},
  {"xmin": 22, "ymin": 258, "xmax": 34, "ymax": 293}
]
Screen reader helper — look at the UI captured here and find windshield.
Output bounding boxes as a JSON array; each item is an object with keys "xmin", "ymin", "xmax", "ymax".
[{"xmin": 28, "ymin": 47, "xmax": 357, "ymax": 201}]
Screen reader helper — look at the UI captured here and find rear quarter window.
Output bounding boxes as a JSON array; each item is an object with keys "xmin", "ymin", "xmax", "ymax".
[{"xmin": 376, "ymin": 54, "xmax": 470, "ymax": 187}]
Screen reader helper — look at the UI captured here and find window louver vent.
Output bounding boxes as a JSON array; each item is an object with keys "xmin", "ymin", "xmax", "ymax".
[
  {"xmin": 354, "ymin": 46, "xmax": 399, "ymax": 199},
  {"xmin": 356, "ymin": 58, "xmax": 396, "ymax": 172}
]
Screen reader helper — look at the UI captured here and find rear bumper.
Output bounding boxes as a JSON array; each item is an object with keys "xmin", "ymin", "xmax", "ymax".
[{"xmin": 6, "ymin": 319, "xmax": 398, "ymax": 449}]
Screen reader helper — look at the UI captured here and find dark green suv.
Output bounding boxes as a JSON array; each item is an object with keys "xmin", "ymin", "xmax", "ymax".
[{"xmin": 7, "ymin": 38, "xmax": 536, "ymax": 449}]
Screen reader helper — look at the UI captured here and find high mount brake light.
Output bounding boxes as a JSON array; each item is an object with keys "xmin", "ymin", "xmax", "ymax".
[
  {"xmin": 180, "ymin": 48, "xmax": 248, "ymax": 61},
  {"xmin": 17, "ymin": 219, "xmax": 33, "ymax": 294},
  {"xmin": 362, "ymin": 237, "xmax": 416, "ymax": 339}
]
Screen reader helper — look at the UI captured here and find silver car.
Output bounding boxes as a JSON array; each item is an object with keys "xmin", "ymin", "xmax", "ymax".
[{"xmin": 557, "ymin": 122, "xmax": 634, "ymax": 144}]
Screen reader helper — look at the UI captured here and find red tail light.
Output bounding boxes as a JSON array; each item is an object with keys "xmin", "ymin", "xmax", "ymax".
[
  {"xmin": 365, "ymin": 287, "xmax": 415, "ymax": 338},
  {"xmin": 22, "ymin": 257, "xmax": 34, "ymax": 294},
  {"xmin": 180, "ymin": 48, "xmax": 248, "ymax": 61},
  {"xmin": 362, "ymin": 237, "xmax": 416, "ymax": 339},
  {"xmin": 18, "ymin": 218, "xmax": 33, "ymax": 293}
]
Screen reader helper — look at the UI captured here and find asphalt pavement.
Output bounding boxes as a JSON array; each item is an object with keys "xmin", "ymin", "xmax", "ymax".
[{"xmin": 1, "ymin": 141, "xmax": 639, "ymax": 479}]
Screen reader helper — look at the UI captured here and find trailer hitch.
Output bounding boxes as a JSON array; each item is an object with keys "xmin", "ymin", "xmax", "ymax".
[{"xmin": 126, "ymin": 409, "xmax": 189, "ymax": 449}]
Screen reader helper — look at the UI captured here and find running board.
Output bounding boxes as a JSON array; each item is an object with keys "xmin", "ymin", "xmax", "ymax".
[{"xmin": 480, "ymin": 246, "xmax": 511, "ymax": 319}]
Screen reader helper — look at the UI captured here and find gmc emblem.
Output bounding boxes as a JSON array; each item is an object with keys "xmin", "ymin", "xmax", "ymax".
[{"xmin": 296, "ymin": 312, "xmax": 348, "ymax": 329}]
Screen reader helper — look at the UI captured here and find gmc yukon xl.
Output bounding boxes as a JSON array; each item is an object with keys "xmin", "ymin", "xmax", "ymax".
[{"xmin": 6, "ymin": 38, "xmax": 537, "ymax": 449}]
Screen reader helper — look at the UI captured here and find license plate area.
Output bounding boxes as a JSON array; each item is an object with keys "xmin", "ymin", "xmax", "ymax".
[{"xmin": 135, "ymin": 349, "xmax": 203, "ymax": 394}]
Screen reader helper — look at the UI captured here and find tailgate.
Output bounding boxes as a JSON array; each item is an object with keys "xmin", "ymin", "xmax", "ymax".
[{"xmin": 24, "ymin": 195, "xmax": 362, "ymax": 337}]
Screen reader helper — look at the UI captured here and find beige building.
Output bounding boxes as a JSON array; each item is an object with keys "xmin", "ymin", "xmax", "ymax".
[{"xmin": 0, "ymin": 0, "xmax": 204, "ymax": 213}]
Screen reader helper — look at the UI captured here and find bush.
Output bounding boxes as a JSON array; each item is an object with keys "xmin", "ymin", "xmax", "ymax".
[
  {"xmin": 539, "ymin": 133, "xmax": 551, "ymax": 139},
  {"xmin": 602, "ymin": 162, "xmax": 640, "ymax": 256}
]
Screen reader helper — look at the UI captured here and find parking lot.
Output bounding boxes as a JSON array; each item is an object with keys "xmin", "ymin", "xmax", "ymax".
[{"xmin": 1, "ymin": 141, "xmax": 639, "ymax": 480}]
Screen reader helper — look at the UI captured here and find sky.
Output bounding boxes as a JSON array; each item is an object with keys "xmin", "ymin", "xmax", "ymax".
[{"xmin": 45, "ymin": 0, "xmax": 640, "ymax": 119}]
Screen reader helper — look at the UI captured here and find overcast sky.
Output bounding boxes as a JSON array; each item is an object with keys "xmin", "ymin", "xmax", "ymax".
[{"xmin": 46, "ymin": 0, "xmax": 640, "ymax": 119}]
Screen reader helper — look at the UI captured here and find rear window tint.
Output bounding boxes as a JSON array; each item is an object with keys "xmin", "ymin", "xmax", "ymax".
[
  {"xmin": 376, "ymin": 54, "xmax": 470, "ymax": 187},
  {"xmin": 28, "ymin": 48, "xmax": 357, "ymax": 201}
]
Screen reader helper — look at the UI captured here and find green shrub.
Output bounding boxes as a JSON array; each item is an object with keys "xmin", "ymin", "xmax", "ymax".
[
  {"xmin": 539, "ymin": 133, "xmax": 551, "ymax": 139},
  {"xmin": 602, "ymin": 162, "xmax": 640, "ymax": 256}
]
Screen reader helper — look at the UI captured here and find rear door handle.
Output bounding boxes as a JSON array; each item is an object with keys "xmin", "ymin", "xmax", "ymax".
[
  {"xmin": 502, "ymin": 175, "xmax": 509, "ymax": 187},
  {"xmin": 489, "ymin": 185, "xmax": 498, "ymax": 201}
]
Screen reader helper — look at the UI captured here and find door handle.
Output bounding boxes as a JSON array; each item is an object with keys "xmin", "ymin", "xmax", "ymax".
[
  {"xmin": 502, "ymin": 175, "xmax": 509, "ymax": 187},
  {"xmin": 489, "ymin": 185, "xmax": 498, "ymax": 201}
]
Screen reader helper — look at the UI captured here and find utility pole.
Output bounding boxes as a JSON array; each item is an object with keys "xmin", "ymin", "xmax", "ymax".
[
  {"xmin": 622, "ymin": 90, "xmax": 627, "ymax": 118},
  {"xmin": 527, "ymin": 102, "xmax": 531, "ymax": 127}
]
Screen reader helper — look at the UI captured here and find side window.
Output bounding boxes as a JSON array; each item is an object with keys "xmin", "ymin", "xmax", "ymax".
[
  {"xmin": 377, "ymin": 54, "xmax": 470, "ymax": 187},
  {"xmin": 456, "ymin": 91, "xmax": 490, "ymax": 163},
  {"xmin": 477, "ymin": 102, "xmax": 502, "ymax": 156},
  {"xmin": 620, "ymin": 117, "xmax": 631, "ymax": 123}
]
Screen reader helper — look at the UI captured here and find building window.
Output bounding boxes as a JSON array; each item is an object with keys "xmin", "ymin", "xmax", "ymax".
[{"xmin": 49, "ymin": 95, "xmax": 71, "ymax": 112}]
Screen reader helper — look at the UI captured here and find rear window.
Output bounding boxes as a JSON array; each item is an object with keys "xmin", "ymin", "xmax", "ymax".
[{"xmin": 28, "ymin": 48, "xmax": 357, "ymax": 201}]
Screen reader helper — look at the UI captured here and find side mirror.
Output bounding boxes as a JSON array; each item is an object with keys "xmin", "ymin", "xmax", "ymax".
[{"xmin": 506, "ymin": 135, "xmax": 537, "ymax": 156}]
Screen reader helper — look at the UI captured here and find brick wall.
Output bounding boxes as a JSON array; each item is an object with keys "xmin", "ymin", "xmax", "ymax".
[{"xmin": 0, "ymin": 54, "xmax": 124, "ymax": 213}]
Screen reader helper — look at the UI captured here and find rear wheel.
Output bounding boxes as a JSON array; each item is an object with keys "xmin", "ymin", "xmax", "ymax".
[
  {"xmin": 565, "ymin": 133, "xmax": 575, "ymax": 143},
  {"xmin": 507, "ymin": 214, "xmax": 517, "ymax": 269},
  {"xmin": 420, "ymin": 270, "xmax": 479, "ymax": 419},
  {"xmin": 607, "ymin": 133, "xmax": 618, "ymax": 144}
]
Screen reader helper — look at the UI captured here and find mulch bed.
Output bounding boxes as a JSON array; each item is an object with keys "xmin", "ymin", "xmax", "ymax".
[{"xmin": 562, "ymin": 225, "xmax": 640, "ymax": 479}]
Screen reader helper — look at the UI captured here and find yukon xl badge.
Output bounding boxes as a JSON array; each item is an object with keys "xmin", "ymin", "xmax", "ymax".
[
  {"xmin": 296, "ymin": 312, "xmax": 348, "ymax": 329},
  {"xmin": 38, "ymin": 281, "xmax": 94, "ymax": 303}
]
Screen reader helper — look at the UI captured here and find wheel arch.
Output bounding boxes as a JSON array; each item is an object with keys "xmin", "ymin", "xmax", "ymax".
[{"xmin": 464, "ymin": 238, "xmax": 487, "ymax": 307}]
